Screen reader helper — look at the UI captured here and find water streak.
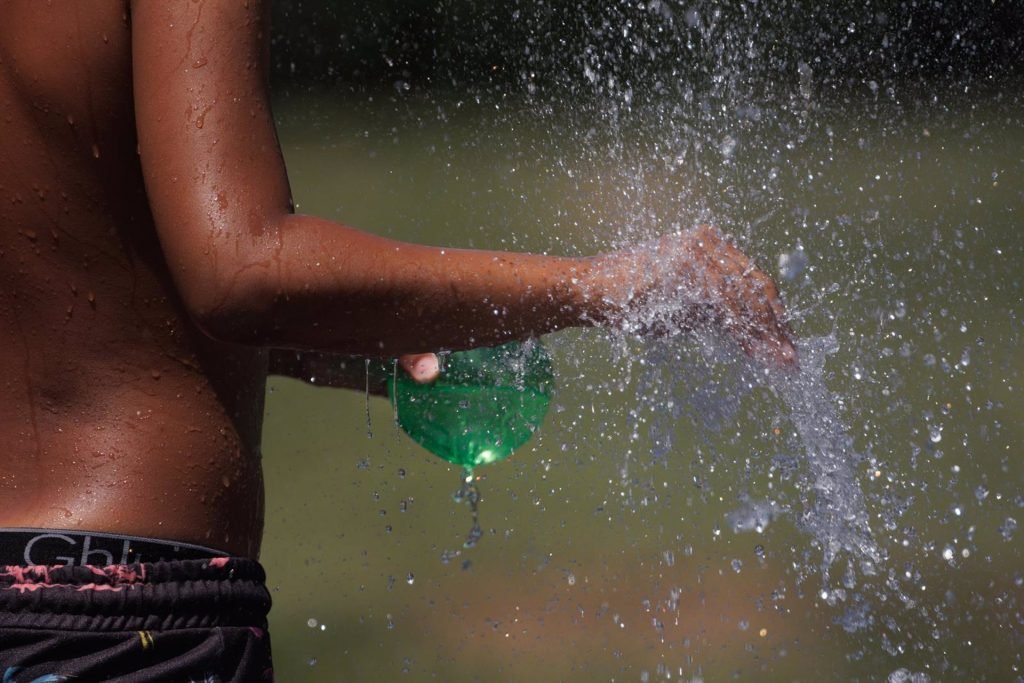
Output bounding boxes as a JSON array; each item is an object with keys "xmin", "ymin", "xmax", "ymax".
[
  {"xmin": 639, "ymin": 333, "xmax": 882, "ymax": 581},
  {"xmin": 774, "ymin": 335, "xmax": 882, "ymax": 577},
  {"xmin": 454, "ymin": 473, "xmax": 483, "ymax": 549}
]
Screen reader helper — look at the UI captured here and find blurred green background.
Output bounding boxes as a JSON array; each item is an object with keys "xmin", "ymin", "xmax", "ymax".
[{"xmin": 260, "ymin": 2, "xmax": 1023, "ymax": 680}]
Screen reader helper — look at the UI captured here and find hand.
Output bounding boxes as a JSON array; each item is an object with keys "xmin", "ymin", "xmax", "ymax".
[{"xmin": 603, "ymin": 225, "xmax": 797, "ymax": 368}]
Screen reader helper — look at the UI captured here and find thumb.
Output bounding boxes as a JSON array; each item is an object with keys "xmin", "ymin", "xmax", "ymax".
[{"xmin": 398, "ymin": 353, "xmax": 440, "ymax": 383}]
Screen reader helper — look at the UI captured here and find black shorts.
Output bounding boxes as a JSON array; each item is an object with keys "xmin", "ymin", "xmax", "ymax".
[{"xmin": 0, "ymin": 529, "xmax": 273, "ymax": 682}]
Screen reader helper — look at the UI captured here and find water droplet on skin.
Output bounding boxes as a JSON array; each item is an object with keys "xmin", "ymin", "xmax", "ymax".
[
  {"xmin": 929, "ymin": 426, "xmax": 942, "ymax": 443},
  {"xmin": 406, "ymin": 573, "xmax": 414, "ymax": 585},
  {"xmin": 91, "ymin": 143, "xmax": 101, "ymax": 159}
]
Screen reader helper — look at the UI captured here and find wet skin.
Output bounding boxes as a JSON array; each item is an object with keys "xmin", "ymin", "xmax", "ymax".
[
  {"xmin": 0, "ymin": 3, "xmax": 266, "ymax": 557},
  {"xmin": 0, "ymin": 2, "xmax": 793, "ymax": 560}
]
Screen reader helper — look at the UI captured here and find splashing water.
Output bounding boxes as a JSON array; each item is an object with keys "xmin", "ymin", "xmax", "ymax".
[
  {"xmin": 634, "ymin": 331, "xmax": 881, "ymax": 583},
  {"xmin": 774, "ymin": 335, "xmax": 882, "ymax": 577}
]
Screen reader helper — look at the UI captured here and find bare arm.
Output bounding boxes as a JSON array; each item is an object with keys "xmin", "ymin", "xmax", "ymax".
[
  {"xmin": 132, "ymin": 0, "xmax": 594, "ymax": 357},
  {"xmin": 131, "ymin": 1, "xmax": 795, "ymax": 366}
]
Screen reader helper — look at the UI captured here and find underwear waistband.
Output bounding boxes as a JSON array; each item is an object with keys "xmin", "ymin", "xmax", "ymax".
[
  {"xmin": 0, "ymin": 530, "xmax": 267, "ymax": 632},
  {"xmin": 0, "ymin": 527, "xmax": 228, "ymax": 566}
]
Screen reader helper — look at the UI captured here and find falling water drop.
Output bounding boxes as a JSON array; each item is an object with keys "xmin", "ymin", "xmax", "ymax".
[{"xmin": 454, "ymin": 472, "xmax": 484, "ymax": 548}]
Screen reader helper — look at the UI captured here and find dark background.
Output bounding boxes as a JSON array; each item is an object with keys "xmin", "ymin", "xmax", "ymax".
[{"xmin": 271, "ymin": 0, "xmax": 1023, "ymax": 95}]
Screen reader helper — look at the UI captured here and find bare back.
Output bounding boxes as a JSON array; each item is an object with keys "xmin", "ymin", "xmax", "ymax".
[{"xmin": 0, "ymin": 2, "xmax": 265, "ymax": 558}]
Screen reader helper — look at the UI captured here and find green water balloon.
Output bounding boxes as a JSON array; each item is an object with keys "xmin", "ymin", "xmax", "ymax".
[{"xmin": 387, "ymin": 340, "xmax": 554, "ymax": 471}]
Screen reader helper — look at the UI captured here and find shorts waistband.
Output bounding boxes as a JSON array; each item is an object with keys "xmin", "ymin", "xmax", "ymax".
[
  {"xmin": 0, "ymin": 528, "xmax": 228, "ymax": 566},
  {"xmin": 0, "ymin": 555, "xmax": 270, "ymax": 632}
]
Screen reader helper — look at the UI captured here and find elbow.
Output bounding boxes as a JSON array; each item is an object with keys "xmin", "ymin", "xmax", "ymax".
[
  {"xmin": 188, "ymin": 301, "xmax": 268, "ymax": 346},
  {"xmin": 176, "ymin": 264, "xmax": 279, "ymax": 346}
]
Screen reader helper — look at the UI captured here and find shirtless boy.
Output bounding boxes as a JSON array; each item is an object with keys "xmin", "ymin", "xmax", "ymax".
[{"xmin": 0, "ymin": 2, "xmax": 794, "ymax": 680}]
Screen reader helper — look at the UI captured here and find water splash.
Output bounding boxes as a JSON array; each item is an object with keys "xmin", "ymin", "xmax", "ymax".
[
  {"xmin": 774, "ymin": 335, "xmax": 882, "ymax": 577},
  {"xmin": 634, "ymin": 331, "xmax": 881, "ymax": 582}
]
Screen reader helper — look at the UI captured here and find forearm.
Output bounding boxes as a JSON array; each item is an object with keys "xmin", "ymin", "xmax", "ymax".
[{"xmin": 194, "ymin": 213, "xmax": 607, "ymax": 356}]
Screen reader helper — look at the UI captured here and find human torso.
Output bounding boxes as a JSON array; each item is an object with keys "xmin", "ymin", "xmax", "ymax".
[{"xmin": 0, "ymin": 2, "xmax": 266, "ymax": 558}]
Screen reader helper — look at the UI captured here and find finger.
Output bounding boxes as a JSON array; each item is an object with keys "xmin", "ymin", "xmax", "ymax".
[
  {"xmin": 747, "ymin": 304, "xmax": 799, "ymax": 369},
  {"xmin": 727, "ymin": 277, "xmax": 799, "ymax": 369},
  {"xmin": 756, "ymin": 278, "xmax": 799, "ymax": 368},
  {"xmin": 398, "ymin": 353, "xmax": 440, "ymax": 383},
  {"xmin": 757, "ymin": 273, "xmax": 789, "ymax": 328}
]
